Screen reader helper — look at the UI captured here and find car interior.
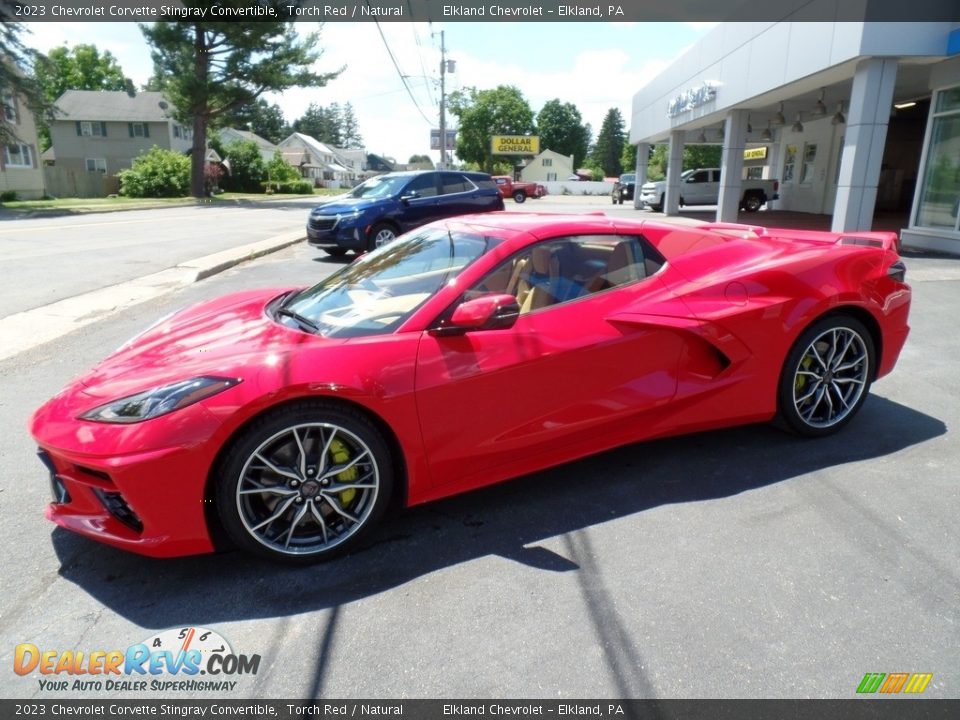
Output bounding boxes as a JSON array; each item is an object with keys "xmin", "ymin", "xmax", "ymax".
[{"xmin": 470, "ymin": 235, "xmax": 664, "ymax": 314}]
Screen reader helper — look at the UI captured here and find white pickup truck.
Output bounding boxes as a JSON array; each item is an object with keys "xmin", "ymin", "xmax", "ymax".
[{"xmin": 639, "ymin": 168, "xmax": 779, "ymax": 213}]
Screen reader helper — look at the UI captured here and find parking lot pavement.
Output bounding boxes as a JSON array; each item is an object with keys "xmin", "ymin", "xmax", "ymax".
[{"xmin": 1, "ymin": 242, "xmax": 957, "ymax": 700}]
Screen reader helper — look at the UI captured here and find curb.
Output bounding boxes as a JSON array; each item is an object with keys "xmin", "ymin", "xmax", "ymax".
[{"xmin": 0, "ymin": 231, "xmax": 304, "ymax": 363}]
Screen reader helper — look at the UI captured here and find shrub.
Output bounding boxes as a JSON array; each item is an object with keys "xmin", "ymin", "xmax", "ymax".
[
  {"xmin": 261, "ymin": 179, "xmax": 313, "ymax": 194},
  {"xmin": 118, "ymin": 146, "xmax": 190, "ymax": 197},
  {"xmin": 0, "ymin": 190, "xmax": 17, "ymax": 202},
  {"xmin": 222, "ymin": 139, "xmax": 266, "ymax": 192},
  {"xmin": 265, "ymin": 150, "xmax": 300, "ymax": 184}
]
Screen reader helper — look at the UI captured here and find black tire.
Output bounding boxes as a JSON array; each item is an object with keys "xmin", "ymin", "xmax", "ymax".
[
  {"xmin": 650, "ymin": 193, "xmax": 665, "ymax": 212},
  {"xmin": 743, "ymin": 193, "xmax": 764, "ymax": 212},
  {"xmin": 323, "ymin": 248, "xmax": 348, "ymax": 258},
  {"xmin": 513, "ymin": 191, "xmax": 526, "ymax": 203},
  {"xmin": 617, "ymin": 197, "xmax": 624, "ymax": 205},
  {"xmin": 775, "ymin": 315, "xmax": 875, "ymax": 437},
  {"xmin": 611, "ymin": 195, "xmax": 617, "ymax": 205},
  {"xmin": 368, "ymin": 222, "xmax": 398, "ymax": 251},
  {"xmin": 215, "ymin": 400, "xmax": 394, "ymax": 564}
]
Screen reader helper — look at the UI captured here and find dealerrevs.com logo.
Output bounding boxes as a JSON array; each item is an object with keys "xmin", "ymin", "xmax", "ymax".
[
  {"xmin": 14, "ymin": 627, "xmax": 261, "ymax": 693},
  {"xmin": 856, "ymin": 673, "xmax": 933, "ymax": 694}
]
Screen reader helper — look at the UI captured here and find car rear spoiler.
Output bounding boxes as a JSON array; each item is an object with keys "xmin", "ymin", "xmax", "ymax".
[{"xmin": 701, "ymin": 223, "xmax": 901, "ymax": 253}]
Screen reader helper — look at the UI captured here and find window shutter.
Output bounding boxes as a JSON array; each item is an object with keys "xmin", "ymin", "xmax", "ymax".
[
  {"xmin": 76, "ymin": 121, "xmax": 82, "ymax": 136},
  {"xmin": 144, "ymin": 124, "xmax": 149, "ymax": 138},
  {"xmin": 128, "ymin": 123, "xmax": 134, "ymax": 138},
  {"xmin": 30, "ymin": 144, "xmax": 37, "ymax": 169},
  {"xmin": 11, "ymin": 94, "xmax": 20, "ymax": 125},
  {"xmin": 100, "ymin": 122, "xmax": 107, "ymax": 137}
]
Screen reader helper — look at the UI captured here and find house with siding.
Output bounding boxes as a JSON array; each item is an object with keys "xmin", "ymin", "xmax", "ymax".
[
  {"xmin": 277, "ymin": 132, "xmax": 357, "ymax": 188},
  {"xmin": 218, "ymin": 127, "xmax": 279, "ymax": 163},
  {"xmin": 1, "ymin": 82, "xmax": 45, "ymax": 200},
  {"xmin": 47, "ymin": 89, "xmax": 192, "ymax": 178},
  {"xmin": 520, "ymin": 149, "xmax": 574, "ymax": 183}
]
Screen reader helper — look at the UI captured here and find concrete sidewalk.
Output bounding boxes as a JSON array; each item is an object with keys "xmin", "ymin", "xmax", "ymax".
[{"xmin": 0, "ymin": 230, "xmax": 304, "ymax": 363}]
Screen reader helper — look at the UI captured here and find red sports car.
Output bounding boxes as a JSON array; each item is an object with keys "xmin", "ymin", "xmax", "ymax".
[{"xmin": 30, "ymin": 215, "xmax": 911, "ymax": 563}]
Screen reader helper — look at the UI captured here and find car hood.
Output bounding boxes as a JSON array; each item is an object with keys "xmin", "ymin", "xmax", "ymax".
[
  {"xmin": 311, "ymin": 196, "xmax": 387, "ymax": 215},
  {"xmin": 76, "ymin": 288, "xmax": 340, "ymax": 399}
]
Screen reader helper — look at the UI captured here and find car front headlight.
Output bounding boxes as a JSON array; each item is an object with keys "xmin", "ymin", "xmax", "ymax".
[
  {"xmin": 80, "ymin": 376, "xmax": 241, "ymax": 424},
  {"xmin": 336, "ymin": 209, "xmax": 363, "ymax": 227}
]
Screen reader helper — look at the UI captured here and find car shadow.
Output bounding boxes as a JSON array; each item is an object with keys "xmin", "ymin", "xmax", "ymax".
[{"xmin": 51, "ymin": 395, "xmax": 944, "ymax": 627}]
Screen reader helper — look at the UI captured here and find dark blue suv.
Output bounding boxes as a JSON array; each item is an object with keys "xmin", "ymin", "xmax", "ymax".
[{"xmin": 306, "ymin": 170, "xmax": 505, "ymax": 256}]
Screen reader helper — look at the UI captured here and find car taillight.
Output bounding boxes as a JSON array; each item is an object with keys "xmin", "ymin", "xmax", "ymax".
[
  {"xmin": 887, "ymin": 260, "xmax": 906, "ymax": 282},
  {"xmin": 773, "ymin": 180, "xmax": 779, "ymax": 191}
]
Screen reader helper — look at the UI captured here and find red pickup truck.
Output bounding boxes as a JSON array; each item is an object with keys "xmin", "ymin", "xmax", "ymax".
[{"xmin": 493, "ymin": 176, "xmax": 546, "ymax": 204}]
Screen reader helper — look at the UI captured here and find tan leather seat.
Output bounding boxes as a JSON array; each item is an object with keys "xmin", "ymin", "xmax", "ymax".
[
  {"xmin": 519, "ymin": 245, "xmax": 560, "ymax": 313},
  {"xmin": 590, "ymin": 240, "xmax": 641, "ymax": 292}
]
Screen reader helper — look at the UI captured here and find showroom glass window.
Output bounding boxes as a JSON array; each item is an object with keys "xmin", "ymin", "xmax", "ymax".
[{"xmin": 915, "ymin": 86, "xmax": 960, "ymax": 232}]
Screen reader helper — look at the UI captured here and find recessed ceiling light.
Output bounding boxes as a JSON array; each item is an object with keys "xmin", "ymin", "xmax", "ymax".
[{"xmin": 894, "ymin": 101, "xmax": 917, "ymax": 110}]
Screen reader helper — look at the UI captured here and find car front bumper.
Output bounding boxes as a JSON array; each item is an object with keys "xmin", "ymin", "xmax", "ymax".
[{"xmin": 306, "ymin": 216, "xmax": 367, "ymax": 251}]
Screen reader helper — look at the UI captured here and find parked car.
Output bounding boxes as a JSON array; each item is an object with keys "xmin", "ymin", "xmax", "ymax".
[
  {"xmin": 30, "ymin": 213, "xmax": 911, "ymax": 563},
  {"xmin": 492, "ymin": 176, "xmax": 545, "ymax": 204},
  {"xmin": 306, "ymin": 170, "xmax": 504, "ymax": 256},
  {"xmin": 639, "ymin": 168, "xmax": 779, "ymax": 212},
  {"xmin": 611, "ymin": 173, "xmax": 636, "ymax": 204}
]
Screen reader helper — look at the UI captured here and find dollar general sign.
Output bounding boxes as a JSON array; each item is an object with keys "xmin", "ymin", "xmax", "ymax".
[{"xmin": 491, "ymin": 135, "xmax": 540, "ymax": 155}]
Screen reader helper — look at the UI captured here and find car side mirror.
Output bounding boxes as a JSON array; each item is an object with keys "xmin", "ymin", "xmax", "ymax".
[
  {"xmin": 431, "ymin": 294, "xmax": 520, "ymax": 336},
  {"xmin": 399, "ymin": 191, "xmax": 420, "ymax": 203}
]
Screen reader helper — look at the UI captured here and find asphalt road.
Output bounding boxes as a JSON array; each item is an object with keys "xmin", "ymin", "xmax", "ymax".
[
  {"xmin": 0, "ymin": 197, "xmax": 318, "ymax": 317},
  {"xmin": 0, "ymin": 231, "xmax": 956, "ymax": 700}
]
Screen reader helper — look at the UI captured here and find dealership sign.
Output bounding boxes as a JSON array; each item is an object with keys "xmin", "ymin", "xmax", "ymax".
[
  {"xmin": 491, "ymin": 135, "xmax": 540, "ymax": 155},
  {"xmin": 667, "ymin": 82, "xmax": 718, "ymax": 118}
]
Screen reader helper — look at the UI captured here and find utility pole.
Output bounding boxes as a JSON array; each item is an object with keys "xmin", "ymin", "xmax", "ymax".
[{"xmin": 439, "ymin": 30, "xmax": 447, "ymax": 170}]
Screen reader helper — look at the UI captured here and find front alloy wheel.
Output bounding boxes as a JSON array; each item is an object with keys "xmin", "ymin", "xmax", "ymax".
[
  {"xmin": 217, "ymin": 402, "xmax": 393, "ymax": 562},
  {"xmin": 777, "ymin": 316, "xmax": 874, "ymax": 436},
  {"xmin": 369, "ymin": 223, "xmax": 397, "ymax": 250}
]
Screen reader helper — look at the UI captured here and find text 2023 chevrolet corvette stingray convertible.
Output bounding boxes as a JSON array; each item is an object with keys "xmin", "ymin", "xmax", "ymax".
[{"xmin": 30, "ymin": 214, "xmax": 911, "ymax": 562}]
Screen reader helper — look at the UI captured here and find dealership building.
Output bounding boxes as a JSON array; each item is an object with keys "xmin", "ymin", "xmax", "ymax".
[{"xmin": 629, "ymin": 20, "xmax": 960, "ymax": 254}]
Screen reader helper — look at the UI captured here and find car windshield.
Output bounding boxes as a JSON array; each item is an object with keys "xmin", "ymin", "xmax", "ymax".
[
  {"xmin": 347, "ymin": 175, "xmax": 410, "ymax": 199},
  {"xmin": 281, "ymin": 227, "xmax": 502, "ymax": 338},
  {"xmin": 621, "ymin": 174, "xmax": 636, "ymax": 183}
]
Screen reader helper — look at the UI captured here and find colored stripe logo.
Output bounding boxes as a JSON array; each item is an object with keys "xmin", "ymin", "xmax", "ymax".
[{"xmin": 857, "ymin": 673, "xmax": 932, "ymax": 694}]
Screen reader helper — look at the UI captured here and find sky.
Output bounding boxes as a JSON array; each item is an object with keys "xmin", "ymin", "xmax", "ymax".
[{"xmin": 20, "ymin": 21, "xmax": 715, "ymax": 164}]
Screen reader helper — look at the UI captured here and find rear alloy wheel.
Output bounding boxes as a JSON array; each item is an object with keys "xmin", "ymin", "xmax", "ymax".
[
  {"xmin": 216, "ymin": 402, "xmax": 393, "ymax": 563},
  {"xmin": 369, "ymin": 223, "xmax": 397, "ymax": 250},
  {"xmin": 777, "ymin": 316, "xmax": 874, "ymax": 437},
  {"xmin": 513, "ymin": 191, "xmax": 526, "ymax": 203},
  {"xmin": 743, "ymin": 193, "xmax": 763, "ymax": 212}
]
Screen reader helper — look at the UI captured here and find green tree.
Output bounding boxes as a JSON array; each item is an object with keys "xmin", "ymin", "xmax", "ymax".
[
  {"xmin": 223, "ymin": 98, "xmax": 288, "ymax": 144},
  {"xmin": 222, "ymin": 138, "xmax": 266, "ymax": 192},
  {"xmin": 621, "ymin": 141, "xmax": 637, "ymax": 176},
  {"xmin": 141, "ymin": 16, "xmax": 341, "ymax": 198},
  {"xmin": 448, "ymin": 85, "xmax": 535, "ymax": 173},
  {"xmin": 590, "ymin": 108, "xmax": 626, "ymax": 177},
  {"xmin": 408, "ymin": 154, "xmax": 432, "ymax": 165},
  {"xmin": 265, "ymin": 149, "xmax": 299, "ymax": 184},
  {"xmin": 1, "ymin": 14, "xmax": 50, "ymax": 146},
  {"xmin": 33, "ymin": 43, "xmax": 127, "ymax": 150},
  {"xmin": 118, "ymin": 146, "xmax": 191, "ymax": 197},
  {"xmin": 536, "ymin": 99, "xmax": 590, "ymax": 168},
  {"xmin": 292, "ymin": 102, "xmax": 342, "ymax": 145},
  {"xmin": 340, "ymin": 102, "xmax": 363, "ymax": 148}
]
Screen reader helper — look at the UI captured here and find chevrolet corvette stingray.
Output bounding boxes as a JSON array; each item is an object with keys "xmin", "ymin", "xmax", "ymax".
[{"xmin": 30, "ymin": 214, "xmax": 911, "ymax": 562}]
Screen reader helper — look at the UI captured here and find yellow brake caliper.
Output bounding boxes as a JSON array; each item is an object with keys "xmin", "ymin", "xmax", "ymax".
[
  {"xmin": 795, "ymin": 356, "xmax": 814, "ymax": 395},
  {"xmin": 329, "ymin": 438, "xmax": 358, "ymax": 507}
]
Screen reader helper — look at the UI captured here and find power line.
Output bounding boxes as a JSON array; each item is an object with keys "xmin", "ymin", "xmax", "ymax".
[{"xmin": 368, "ymin": 8, "xmax": 433, "ymax": 126}]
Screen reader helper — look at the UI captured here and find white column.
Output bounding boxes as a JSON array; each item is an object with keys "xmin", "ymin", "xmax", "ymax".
[
  {"xmin": 832, "ymin": 58, "xmax": 898, "ymax": 232},
  {"xmin": 665, "ymin": 131, "xmax": 685, "ymax": 215},
  {"xmin": 717, "ymin": 110, "xmax": 749, "ymax": 222},
  {"xmin": 633, "ymin": 142, "xmax": 649, "ymax": 209}
]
